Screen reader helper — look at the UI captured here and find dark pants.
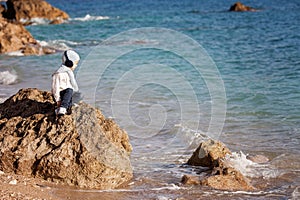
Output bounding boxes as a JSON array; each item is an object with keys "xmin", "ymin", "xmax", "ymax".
[{"xmin": 60, "ymin": 88, "xmax": 73, "ymax": 109}]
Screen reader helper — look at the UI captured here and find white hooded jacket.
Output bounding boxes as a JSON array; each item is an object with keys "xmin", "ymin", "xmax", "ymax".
[{"xmin": 52, "ymin": 65, "xmax": 78, "ymax": 102}]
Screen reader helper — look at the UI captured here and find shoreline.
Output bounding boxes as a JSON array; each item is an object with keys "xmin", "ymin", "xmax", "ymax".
[{"xmin": 0, "ymin": 170, "xmax": 58, "ymax": 200}]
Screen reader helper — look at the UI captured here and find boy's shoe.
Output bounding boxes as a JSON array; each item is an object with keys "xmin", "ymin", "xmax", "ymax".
[
  {"xmin": 67, "ymin": 106, "xmax": 72, "ymax": 115},
  {"xmin": 55, "ymin": 108, "xmax": 59, "ymax": 115},
  {"xmin": 57, "ymin": 107, "xmax": 67, "ymax": 116}
]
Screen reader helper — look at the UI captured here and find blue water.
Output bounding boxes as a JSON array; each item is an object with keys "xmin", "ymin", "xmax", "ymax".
[{"xmin": 1, "ymin": 0, "xmax": 300, "ymax": 199}]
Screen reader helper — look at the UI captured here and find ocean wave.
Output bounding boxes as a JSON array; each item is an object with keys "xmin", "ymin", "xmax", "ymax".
[
  {"xmin": 0, "ymin": 70, "xmax": 18, "ymax": 85},
  {"xmin": 19, "ymin": 14, "xmax": 109, "ymax": 25},
  {"xmin": 175, "ymin": 124, "xmax": 210, "ymax": 148},
  {"xmin": 177, "ymin": 124, "xmax": 282, "ymax": 179},
  {"xmin": 38, "ymin": 39, "xmax": 101, "ymax": 51},
  {"xmin": 72, "ymin": 14, "xmax": 109, "ymax": 22},
  {"xmin": 5, "ymin": 51, "xmax": 24, "ymax": 56},
  {"xmin": 38, "ymin": 40, "xmax": 72, "ymax": 51},
  {"xmin": 20, "ymin": 17, "xmax": 51, "ymax": 25},
  {"xmin": 0, "ymin": 97, "xmax": 7, "ymax": 103},
  {"xmin": 224, "ymin": 151, "xmax": 281, "ymax": 179},
  {"xmin": 20, "ymin": 17, "xmax": 68, "ymax": 25}
]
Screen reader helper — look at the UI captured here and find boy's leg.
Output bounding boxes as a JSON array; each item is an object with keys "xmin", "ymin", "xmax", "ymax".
[
  {"xmin": 59, "ymin": 88, "xmax": 73, "ymax": 115},
  {"xmin": 60, "ymin": 88, "xmax": 73, "ymax": 108}
]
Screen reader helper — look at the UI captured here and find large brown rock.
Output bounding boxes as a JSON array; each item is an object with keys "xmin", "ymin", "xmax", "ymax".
[
  {"xmin": 3, "ymin": 0, "xmax": 69, "ymax": 25},
  {"xmin": 0, "ymin": 17, "xmax": 54, "ymax": 55},
  {"xmin": 229, "ymin": 2, "xmax": 256, "ymax": 12},
  {"xmin": 0, "ymin": 88, "xmax": 133, "ymax": 189},
  {"xmin": 187, "ymin": 139, "xmax": 231, "ymax": 168},
  {"xmin": 185, "ymin": 139, "xmax": 254, "ymax": 191}
]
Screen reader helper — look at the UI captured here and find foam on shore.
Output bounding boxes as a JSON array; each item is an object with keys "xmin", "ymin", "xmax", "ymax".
[{"xmin": 224, "ymin": 151, "xmax": 281, "ymax": 179}]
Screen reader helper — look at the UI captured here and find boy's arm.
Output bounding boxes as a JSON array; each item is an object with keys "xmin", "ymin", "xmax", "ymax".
[
  {"xmin": 52, "ymin": 74, "xmax": 61, "ymax": 102},
  {"xmin": 68, "ymin": 71, "xmax": 79, "ymax": 92}
]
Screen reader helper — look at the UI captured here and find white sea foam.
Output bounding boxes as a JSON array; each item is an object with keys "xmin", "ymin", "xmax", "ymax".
[
  {"xmin": 175, "ymin": 124, "xmax": 210, "ymax": 148},
  {"xmin": 224, "ymin": 151, "xmax": 281, "ymax": 179},
  {"xmin": 0, "ymin": 71, "xmax": 18, "ymax": 85},
  {"xmin": 201, "ymin": 187, "xmax": 289, "ymax": 197},
  {"xmin": 157, "ymin": 197, "xmax": 169, "ymax": 200},
  {"xmin": 150, "ymin": 184, "xmax": 181, "ymax": 191},
  {"xmin": 56, "ymin": 183, "xmax": 183, "ymax": 193},
  {"xmin": 38, "ymin": 40, "xmax": 71, "ymax": 51},
  {"xmin": 5, "ymin": 51, "xmax": 24, "ymax": 56},
  {"xmin": 72, "ymin": 14, "xmax": 109, "ymax": 22},
  {"xmin": 292, "ymin": 186, "xmax": 300, "ymax": 200},
  {"xmin": 20, "ymin": 17, "xmax": 50, "ymax": 25},
  {"xmin": 0, "ymin": 98, "xmax": 6, "ymax": 103},
  {"xmin": 20, "ymin": 17, "xmax": 67, "ymax": 25},
  {"xmin": 38, "ymin": 39, "xmax": 99, "ymax": 51}
]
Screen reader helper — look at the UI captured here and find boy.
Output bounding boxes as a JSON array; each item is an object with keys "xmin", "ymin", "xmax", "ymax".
[{"xmin": 52, "ymin": 50, "xmax": 80, "ymax": 116}]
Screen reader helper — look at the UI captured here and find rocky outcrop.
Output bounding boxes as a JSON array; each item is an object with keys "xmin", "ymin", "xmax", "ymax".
[
  {"xmin": 229, "ymin": 2, "xmax": 256, "ymax": 12},
  {"xmin": 2, "ymin": 0, "xmax": 69, "ymax": 25},
  {"xmin": 0, "ymin": 88, "xmax": 133, "ymax": 189},
  {"xmin": 0, "ymin": 0, "xmax": 66, "ymax": 54},
  {"xmin": 187, "ymin": 139, "xmax": 231, "ymax": 168},
  {"xmin": 184, "ymin": 139, "xmax": 254, "ymax": 191},
  {"xmin": 0, "ymin": 17, "xmax": 55, "ymax": 55}
]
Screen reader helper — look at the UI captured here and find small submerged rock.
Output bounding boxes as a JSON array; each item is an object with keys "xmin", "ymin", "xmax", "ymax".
[
  {"xmin": 0, "ymin": 88, "xmax": 133, "ymax": 189},
  {"xmin": 184, "ymin": 139, "xmax": 255, "ymax": 191},
  {"xmin": 246, "ymin": 154, "xmax": 269, "ymax": 164},
  {"xmin": 181, "ymin": 175, "xmax": 200, "ymax": 185}
]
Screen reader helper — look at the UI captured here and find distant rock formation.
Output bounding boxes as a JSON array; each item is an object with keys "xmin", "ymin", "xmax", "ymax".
[
  {"xmin": 229, "ymin": 2, "xmax": 256, "ymax": 12},
  {"xmin": 0, "ymin": 88, "xmax": 133, "ymax": 189},
  {"xmin": 0, "ymin": 17, "xmax": 54, "ymax": 55},
  {"xmin": 2, "ymin": 0, "xmax": 69, "ymax": 25},
  {"xmin": 0, "ymin": 0, "xmax": 67, "ymax": 55},
  {"xmin": 183, "ymin": 139, "xmax": 255, "ymax": 191}
]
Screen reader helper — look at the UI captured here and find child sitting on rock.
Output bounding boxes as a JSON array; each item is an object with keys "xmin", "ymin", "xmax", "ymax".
[{"xmin": 52, "ymin": 50, "xmax": 80, "ymax": 116}]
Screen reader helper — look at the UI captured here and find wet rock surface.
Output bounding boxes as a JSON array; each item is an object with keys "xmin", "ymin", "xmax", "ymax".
[
  {"xmin": 0, "ymin": 88, "xmax": 133, "ymax": 189},
  {"xmin": 184, "ymin": 139, "xmax": 255, "ymax": 191},
  {"xmin": 187, "ymin": 139, "xmax": 231, "ymax": 168}
]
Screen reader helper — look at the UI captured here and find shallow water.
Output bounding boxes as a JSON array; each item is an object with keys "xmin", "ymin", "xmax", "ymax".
[{"xmin": 0, "ymin": 0, "xmax": 299, "ymax": 199}]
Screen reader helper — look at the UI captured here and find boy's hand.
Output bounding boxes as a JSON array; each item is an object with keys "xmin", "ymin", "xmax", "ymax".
[{"xmin": 56, "ymin": 101, "xmax": 61, "ymax": 107}]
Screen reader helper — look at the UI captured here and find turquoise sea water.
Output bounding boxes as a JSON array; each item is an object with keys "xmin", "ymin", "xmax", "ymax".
[{"xmin": 1, "ymin": 0, "xmax": 300, "ymax": 199}]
